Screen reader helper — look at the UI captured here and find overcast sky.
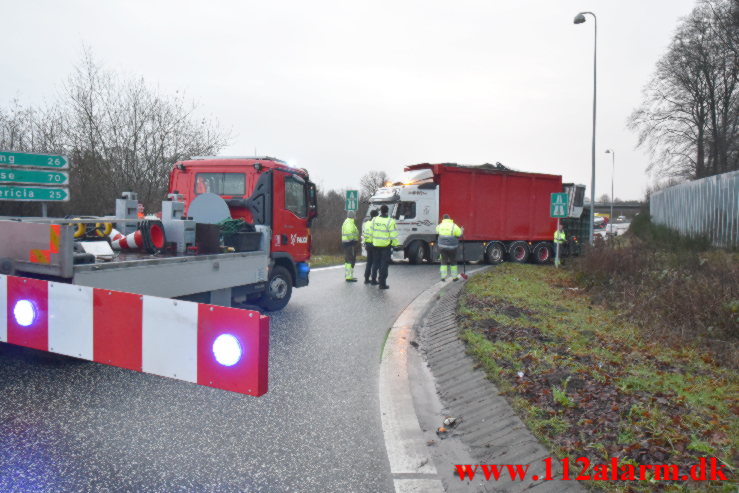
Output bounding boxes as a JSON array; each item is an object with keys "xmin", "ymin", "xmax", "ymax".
[{"xmin": 4, "ymin": 0, "xmax": 697, "ymax": 200}]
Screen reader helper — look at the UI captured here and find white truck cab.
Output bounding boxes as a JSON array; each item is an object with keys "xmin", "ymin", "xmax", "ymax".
[{"xmin": 365, "ymin": 169, "xmax": 439, "ymax": 263}]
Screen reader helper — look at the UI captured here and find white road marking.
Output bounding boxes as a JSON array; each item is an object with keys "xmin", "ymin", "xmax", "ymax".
[{"xmin": 394, "ymin": 479, "xmax": 445, "ymax": 493}]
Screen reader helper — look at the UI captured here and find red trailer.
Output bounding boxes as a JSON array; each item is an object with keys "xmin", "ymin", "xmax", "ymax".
[
  {"xmin": 415, "ymin": 163, "xmax": 561, "ymax": 242},
  {"xmin": 367, "ymin": 163, "xmax": 585, "ymax": 264}
]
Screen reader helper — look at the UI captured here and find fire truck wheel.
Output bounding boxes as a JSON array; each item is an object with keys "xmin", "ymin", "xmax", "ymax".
[
  {"xmin": 407, "ymin": 241, "xmax": 426, "ymax": 264},
  {"xmin": 0, "ymin": 257, "xmax": 15, "ymax": 275},
  {"xmin": 507, "ymin": 241, "xmax": 530, "ymax": 263},
  {"xmin": 259, "ymin": 266, "xmax": 292, "ymax": 311}
]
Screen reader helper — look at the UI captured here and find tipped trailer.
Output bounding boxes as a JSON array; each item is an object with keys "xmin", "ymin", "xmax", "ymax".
[{"xmin": 365, "ymin": 162, "xmax": 586, "ymax": 264}]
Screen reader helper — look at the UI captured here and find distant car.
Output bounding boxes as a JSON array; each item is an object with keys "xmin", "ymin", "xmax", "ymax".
[{"xmin": 617, "ymin": 215, "xmax": 626, "ymax": 222}]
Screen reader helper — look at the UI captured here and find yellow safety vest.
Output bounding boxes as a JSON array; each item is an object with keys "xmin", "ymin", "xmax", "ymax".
[
  {"xmin": 554, "ymin": 230, "xmax": 566, "ymax": 243},
  {"xmin": 372, "ymin": 216, "xmax": 398, "ymax": 247},
  {"xmin": 436, "ymin": 218, "xmax": 462, "ymax": 250},
  {"xmin": 362, "ymin": 219, "xmax": 375, "ymax": 244},
  {"xmin": 342, "ymin": 218, "xmax": 359, "ymax": 243}
]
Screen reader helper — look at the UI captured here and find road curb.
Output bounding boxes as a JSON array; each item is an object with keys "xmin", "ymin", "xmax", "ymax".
[
  {"xmin": 379, "ymin": 277, "xmax": 447, "ymax": 493},
  {"xmin": 378, "ymin": 267, "xmax": 489, "ymax": 493},
  {"xmin": 417, "ymin": 274, "xmax": 584, "ymax": 492}
]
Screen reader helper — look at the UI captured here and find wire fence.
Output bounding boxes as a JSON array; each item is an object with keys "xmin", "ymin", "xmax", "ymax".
[{"xmin": 650, "ymin": 170, "xmax": 738, "ymax": 249}]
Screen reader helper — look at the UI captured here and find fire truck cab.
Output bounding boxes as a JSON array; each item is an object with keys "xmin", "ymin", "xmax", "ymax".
[{"xmin": 169, "ymin": 156, "xmax": 318, "ymax": 310}]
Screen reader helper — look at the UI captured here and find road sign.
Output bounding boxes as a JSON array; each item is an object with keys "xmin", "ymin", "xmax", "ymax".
[
  {"xmin": 0, "ymin": 151, "xmax": 69, "ymax": 169},
  {"xmin": 0, "ymin": 186, "xmax": 69, "ymax": 202},
  {"xmin": 0, "ymin": 167, "xmax": 69, "ymax": 185},
  {"xmin": 550, "ymin": 193, "xmax": 569, "ymax": 218},
  {"xmin": 345, "ymin": 190, "xmax": 358, "ymax": 211}
]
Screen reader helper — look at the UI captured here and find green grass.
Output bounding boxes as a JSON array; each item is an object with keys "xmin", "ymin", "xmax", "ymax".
[{"xmin": 457, "ymin": 263, "xmax": 738, "ymax": 492}]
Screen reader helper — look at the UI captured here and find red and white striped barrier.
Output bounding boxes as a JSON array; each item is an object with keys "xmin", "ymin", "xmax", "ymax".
[{"xmin": 0, "ymin": 274, "xmax": 268, "ymax": 396}]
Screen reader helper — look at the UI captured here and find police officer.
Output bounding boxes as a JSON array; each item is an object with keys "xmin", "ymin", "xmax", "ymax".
[
  {"xmin": 371, "ymin": 204, "xmax": 398, "ymax": 289},
  {"xmin": 363, "ymin": 209, "xmax": 379, "ymax": 284},
  {"xmin": 436, "ymin": 214, "xmax": 463, "ymax": 281},
  {"xmin": 341, "ymin": 211, "xmax": 359, "ymax": 282},
  {"xmin": 554, "ymin": 222, "xmax": 566, "ymax": 267}
]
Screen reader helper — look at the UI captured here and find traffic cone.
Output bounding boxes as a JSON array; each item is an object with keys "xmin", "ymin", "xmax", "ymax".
[{"xmin": 109, "ymin": 220, "xmax": 166, "ymax": 254}]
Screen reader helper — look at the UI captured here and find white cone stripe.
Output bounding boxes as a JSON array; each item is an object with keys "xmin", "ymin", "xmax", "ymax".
[
  {"xmin": 142, "ymin": 296, "xmax": 198, "ymax": 383},
  {"xmin": 48, "ymin": 283, "xmax": 94, "ymax": 359},
  {"xmin": 0, "ymin": 275, "xmax": 6, "ymax": 342}
]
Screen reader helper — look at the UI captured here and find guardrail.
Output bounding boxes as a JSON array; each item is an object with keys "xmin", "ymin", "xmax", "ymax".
[{"xmin": 650, "ymin": 170, "xmax": 738, "ymax": 249}]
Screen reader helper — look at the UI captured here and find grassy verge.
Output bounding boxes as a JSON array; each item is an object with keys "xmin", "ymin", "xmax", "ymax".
[
  {"xmin": 575, "ymin": 214, "xmax": 738, "ymax": 367},
  {"xmin": 458, "ymin": 263, "xmax": 737, "ymax": 492},
  {"xmin": 309, "ymin": 255, "xmax": 366, "ymax": 268}
]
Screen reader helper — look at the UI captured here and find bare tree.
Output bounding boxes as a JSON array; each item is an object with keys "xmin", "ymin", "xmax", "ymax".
[
  {"xmin": 0, "ymin": 48, "xmax": 230, "ymax": 217},
  {"xmin": 60, "ymin": 49, "xmax": 230, "ymax": 213},
  {"xmin": 629, "ymin": 0, "xmax": 738, "ymax": 180},
  {"xmin": 359, "ymin": 170, "xmax": 389, "ymax": 200}
]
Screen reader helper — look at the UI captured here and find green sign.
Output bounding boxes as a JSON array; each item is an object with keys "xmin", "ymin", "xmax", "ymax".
[
  {"xmin": 0, "ymin": 186, "xmax": 69, "ymax": 202},
  {"xmin": 345, "ymin": 190, "xmax": 358, "ymax": 211},
  {"xmin": 0, "ymin": 151, "xmax": 69, "ymax": 169},
  {"xmin": 0, "ymin": 167, "xmax": 69, "ymax": 185},
  {"xmin": 550, "ymin": 193, "xmax": 569, "ymax": 218}
]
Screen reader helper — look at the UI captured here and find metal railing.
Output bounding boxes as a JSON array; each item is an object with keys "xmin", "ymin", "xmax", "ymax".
[{"xmin": 650, "ymin": 170, "xmax": 738, "ymax": 249}]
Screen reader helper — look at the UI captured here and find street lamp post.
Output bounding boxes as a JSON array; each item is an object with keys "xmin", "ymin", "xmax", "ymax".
[
  {"xmin": 574, "ymin": 11, "xmax": 597, "ymax": 245},
  {"xmin": 605, "ymin": 149, "xmax": 615, "ymax": 232}
]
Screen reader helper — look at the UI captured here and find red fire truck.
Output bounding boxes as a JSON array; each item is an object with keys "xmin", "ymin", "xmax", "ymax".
[
  {"xmin": 0, "ymin": 156, "xmax": 318, "ymax": 395},
  {"xmin": 169, "ymin": 156, "xmax": 318, "ymax": 310}
]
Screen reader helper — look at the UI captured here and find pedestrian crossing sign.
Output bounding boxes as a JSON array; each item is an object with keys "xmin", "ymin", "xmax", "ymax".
[
  {"xmin": 550, "ymin": 193, "xmax": 569, "ymax": 218},
  {"xmin": 345, "ymin": 190, "xmax": 358, "ymax": 211}
]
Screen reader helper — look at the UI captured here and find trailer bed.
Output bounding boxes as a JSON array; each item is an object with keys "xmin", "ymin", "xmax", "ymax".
[{"xmin": 0, "ymin": 219, "xmax": 270, "ymax": 304}]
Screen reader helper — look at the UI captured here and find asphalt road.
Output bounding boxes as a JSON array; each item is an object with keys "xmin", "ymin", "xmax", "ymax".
[{"xmin": 0, "ymin": 263, "xmax": 442, "ymax": 493}]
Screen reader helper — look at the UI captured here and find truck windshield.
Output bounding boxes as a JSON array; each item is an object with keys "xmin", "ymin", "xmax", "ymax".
[
  {"xmin": 195, "ymin": 173, "xmax": 246, "ymax": 196},
  {"xmin": 366, "ymin": 202, "xmax": 397, "ymax": 219}
]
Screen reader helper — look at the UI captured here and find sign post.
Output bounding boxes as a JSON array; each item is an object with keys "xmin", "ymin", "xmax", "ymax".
[
  {"xmin": 0, "ymin": 151, "xmax": 71, "ymax": 216},
  {"xmin": 550, "ymin": 193, "xmax": 568, "ymax": 268},
  {"xmin": 345, "ymin": 190, "xmax": 358, "ymax": 211}
]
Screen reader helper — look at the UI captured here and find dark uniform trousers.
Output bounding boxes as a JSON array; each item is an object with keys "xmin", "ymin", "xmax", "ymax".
[
  {"xmin": 364, "ymin": 243, "xmax": 377, "ymax": 281},
  {"xmin": 375, "ymin": 246, "xmax": 391, "ymax": 285},
  {"xmin": 439, "ymin": 248, "xmax": 456, "ymax": 267},
  {"xmin": 343, "ymin": 241, "xmax": 356, "ymax": 267}
]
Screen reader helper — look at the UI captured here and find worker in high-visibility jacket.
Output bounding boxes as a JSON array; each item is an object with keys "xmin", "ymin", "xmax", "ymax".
[
  {"xmin": 371, "ymin": 204, "xmax": 398, "ymax": 289},
  {"xmin": 363, "ymin": 209, "xmax": 379, "ymax": 284},
  {"xmin": 436, "ymin": 214, "xmax": 463, "ymax": 281},
  {"xmin": 554, "ymin": 222, "xmax": 566, "ymax": 267},
  {"xmin": 341, "ymin": 211, "xmax": 359, "ymax": 282}
]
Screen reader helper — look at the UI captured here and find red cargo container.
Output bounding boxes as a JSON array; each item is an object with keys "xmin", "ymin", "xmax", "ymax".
[{"xmin": 406, "ymin": 163, "xmax": 561, "ymax": 242}]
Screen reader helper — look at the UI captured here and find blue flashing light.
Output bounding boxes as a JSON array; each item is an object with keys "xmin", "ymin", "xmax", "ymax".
[
  {"xmin": 13, "ymin": 300, "xmax": 37, "ymax": 327},
  {"xmin": 212, "ymin": 334, "xmax": 243, "ymax": 367},
  {"xmin": 297, "ymin": 262, "xmax": 310, "ymax": 275}
]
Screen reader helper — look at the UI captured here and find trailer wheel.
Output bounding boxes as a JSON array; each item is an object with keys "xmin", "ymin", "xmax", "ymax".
[
  {"xmin": 507, "ymin": 241, "xmax": 530, "ymax": 263},
  {"xmin": 407, "ymin": 241, "xmax": 426, "ymax": 265},
  {"xmin": 484, "ymin": 242, "xmax": 505, "ymax": 264},
  {"xmin": 532, "ymin": 242, "xmax": 552, "ymax": 264},
  {"xmin": 259, "ymin": 266, "xmax": 292, "ymax": 311}
]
